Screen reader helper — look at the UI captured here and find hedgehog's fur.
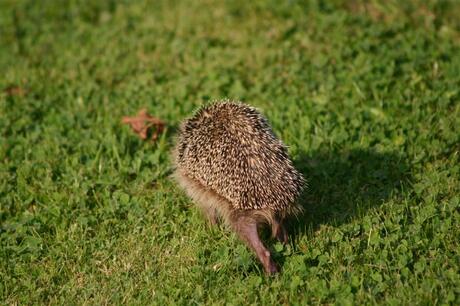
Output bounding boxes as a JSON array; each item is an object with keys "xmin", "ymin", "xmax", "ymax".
[{"xmin": 173, "ymin": 101, "xmax": 305, "ymax": 274}]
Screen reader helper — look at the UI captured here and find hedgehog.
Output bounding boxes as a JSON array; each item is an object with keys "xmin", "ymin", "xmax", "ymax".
[{"xmin": 173, "ymin": 101, "xmax": 305, "ymax": 274}]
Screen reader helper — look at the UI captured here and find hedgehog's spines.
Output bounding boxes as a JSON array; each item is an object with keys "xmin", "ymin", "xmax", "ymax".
[{"xmin": 174, "ymin": 100, "xmax": 304, "ymax": 218}]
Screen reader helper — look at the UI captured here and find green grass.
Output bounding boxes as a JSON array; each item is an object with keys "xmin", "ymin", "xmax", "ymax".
[{"xmin": 1, "ymin": 0, "xmax": 460, "ymax": 304}]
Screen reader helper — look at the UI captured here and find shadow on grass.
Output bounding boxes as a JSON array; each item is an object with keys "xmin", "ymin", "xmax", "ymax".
[
  {"xmin": 287, "ymin": 147, "xmax": 412, "ymax": 239},
  {"xmin": 264, "ymin": 148, "xmax": 413, "ymax": 272}
]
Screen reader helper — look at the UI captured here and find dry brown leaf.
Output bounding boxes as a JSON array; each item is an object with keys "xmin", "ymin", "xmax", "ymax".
[
  {"xmin": 4, "ymin": 85, "xmax": 27, "ymax": 97},
  {"xmin": 122, "ymin": 108, "xmax": 165, "ymax": 142}
]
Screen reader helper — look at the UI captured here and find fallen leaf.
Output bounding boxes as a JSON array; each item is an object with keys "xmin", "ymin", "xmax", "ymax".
[
  {"xmin": 122, "ymin": 108, "xmax": 165, "ymax": 142},
  {"xmin": 4, "ymin": 85, "xmax": 27, "ymax": 97}
]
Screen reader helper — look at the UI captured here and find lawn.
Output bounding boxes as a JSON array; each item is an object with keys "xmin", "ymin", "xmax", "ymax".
[{"xmin": 1, "ymin": 0, "xmax": 459, "ymax": 304}]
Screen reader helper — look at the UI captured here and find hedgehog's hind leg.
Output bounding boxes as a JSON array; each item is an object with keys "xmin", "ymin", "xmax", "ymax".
[
  {"xmin": 271, "ymin": 217, "xmax": 288, "ymax": 245},
  {"xmin": 231, "ymin": 214, "xmax": 278, "ymax": 274}
]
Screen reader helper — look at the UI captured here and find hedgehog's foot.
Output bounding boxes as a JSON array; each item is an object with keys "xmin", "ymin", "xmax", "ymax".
[
  {"xmin": 231, "ymin": 215, "xmax": 279, "ymax": 275},
  {"xmin": 272, "ymin": 218, "xmax": 288, "ymax": 245}
]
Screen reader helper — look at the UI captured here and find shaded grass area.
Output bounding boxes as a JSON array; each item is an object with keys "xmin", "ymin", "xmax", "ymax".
[{"xmin": 1, "ymin": 0, "xmax": 459, "ymax": 304}]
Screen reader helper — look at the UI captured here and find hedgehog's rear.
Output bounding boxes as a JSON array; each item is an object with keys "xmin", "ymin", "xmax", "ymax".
[{"xmin": 173, "ymin": 101, "xmax": 305, "ymax": 274}]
